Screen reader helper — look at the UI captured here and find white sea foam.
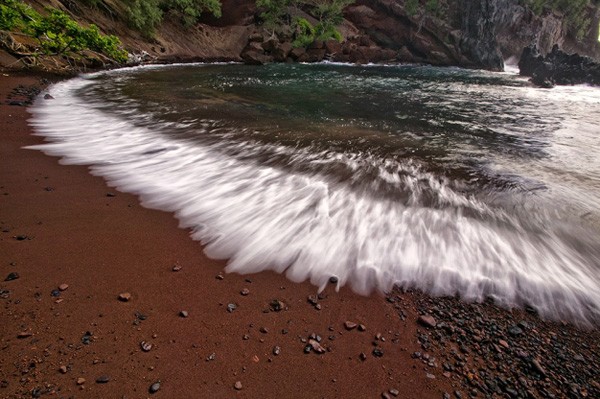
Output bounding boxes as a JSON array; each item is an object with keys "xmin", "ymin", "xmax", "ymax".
[{"xmin": 28, "ymin": 70, "xmax": 600, "ymax": 325}]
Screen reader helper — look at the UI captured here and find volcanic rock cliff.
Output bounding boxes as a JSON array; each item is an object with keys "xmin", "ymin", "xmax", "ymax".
[{"xmin": 1, "ymin": 0, "xmax": 599, "ymax": 73}]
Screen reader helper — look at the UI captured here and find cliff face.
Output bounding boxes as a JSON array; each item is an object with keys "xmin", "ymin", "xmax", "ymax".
[{"xmin": 2, "ymin": 0, "xmax": 599, "ymax": 73}]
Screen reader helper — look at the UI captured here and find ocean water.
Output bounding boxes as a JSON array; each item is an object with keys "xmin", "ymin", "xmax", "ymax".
[{"xmin": 29, "ymin": 63, "xmax": 600, "ymax": 325}]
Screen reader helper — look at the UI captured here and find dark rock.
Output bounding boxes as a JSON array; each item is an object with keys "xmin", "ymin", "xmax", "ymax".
[
  {"xmin": 272, "ymin": 346, "xmax": 281, "ymax": 356},
  {"xmin": 179, "ymin": 310, "xmax": 189, "ymax": 318},
  {"xmin": 269, "ymin": 299, "xmax": 285, "ymax": 312},
  {"xmin": 329, "ymin": 276, "xmax": 338, "ymax": 284},
  {"xmin": 4, "ymin": 272, "xmax": 19, "ymax": 281},
  {"xmin": 359, "ymin": 352, "xmax": 367, "ymax": 361},
  {"xmin": 508, "ymin": 325, "xmax": 523, "ymax": 337},
  {"xmin": 372, "ymin": 348, "xmax": 384, "ymax": 357},
  {"xmin": 81, "ymin": 331, "xmax": 93, "ymax": 345},
  {"xmin": 519, "ymin": 44, "xmax": 600, "ymax": 87},
  {"xmin": 44, "ymin": 94, "xmax": 54, "ymax": 100},
  {"xmin": 96, "ymin": 376, "xmax": 110, "ymax": 384},
  {"xmin": 15, "ymin": 235, "xmax": 28, "ymax": 241},
  {"xmin": 106, "ymin": 192, "xmax": 115, "ymax": 197},
  {"xmin": 17, "ymin": 331, "xmax": 32, "ymax": 339},
  {"xmin": 259, "ymin": 326, "xmax": 268, "ymax": 334},
  {"xmin": 149, "ymin": 382, "xmax": 160, "ymax": 394}
]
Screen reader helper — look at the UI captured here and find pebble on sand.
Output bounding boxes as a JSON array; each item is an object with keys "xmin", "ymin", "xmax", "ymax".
[
  {"xmin": 58, "ymin": 283, "xmax": 69, "ymax": 291},
  {"xmin": 118, "ymin": 292, "xmax": 132, "ymax": 302},
  {"xmin": 179, "ymin": 310, "xmax": 189, "ymax": 318},
  {"xmin": 344, "ymin": 321, "xmax": 357, "ymax": 330},
  {"xmin": 76, "ymin": 378, "xmax": 86, "ymax": 385},
  {"xmin": 149, "ymin": 381, "xmax": 161, "ymax": 394},
  {"xmin": 417, "ymin": 315, "xmax": 437, "ymax": 328},
  {"xmin": 4, "ymin": 272, "xmax": 20, "ymax": 281},
  {"xmin": 59, "ymin": 365, "xmax": 67, "ymax": 374},
  {"xmin": 234, "ymin": 381, "xmax": 243, "ymax": 390},
  {"xmin": 96, "ymin": 376, "xmax": 110, "ymax": 384}
]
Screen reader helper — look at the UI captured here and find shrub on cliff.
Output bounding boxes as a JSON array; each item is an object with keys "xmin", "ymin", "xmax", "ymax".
[
  {"xmin": 0, "ymin": 0, "xmax": 127, "ymax": 64},
  {"xmin": 256, "ymin": 0, "xmax": 353, "ymax": 46}
]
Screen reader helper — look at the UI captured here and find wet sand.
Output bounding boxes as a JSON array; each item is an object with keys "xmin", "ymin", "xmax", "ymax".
[{"xmin": 1, "ymin": 72, "xmax": 598, "ymax": 399}]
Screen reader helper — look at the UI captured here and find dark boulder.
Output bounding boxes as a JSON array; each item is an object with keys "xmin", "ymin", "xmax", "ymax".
[{"xmin": 519, "ymin": 44, "xmax": 600, "ymax": 88}]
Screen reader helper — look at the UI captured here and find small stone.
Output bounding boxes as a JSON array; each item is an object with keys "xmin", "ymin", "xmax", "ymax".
[
  {"xmin": 58, "ymin": 284, "xmax": 69, "ymax": 291},
  {"xmin": 269, "ymin": 300, "xmax": 285, "ymax": 312},
  {"xmin": 531, "ymin": 358, "xmax": 546, "ymax": 377},
  {"xmin": 59, "ymin": 366, "xmax": 67, "ymax": 374},
  {"xmin": 382, "ymin": 393, "xmax": 392, "ymax": 399},
  {"xmin": 149, "ymin": 382, "xmax": 160, "ymax": 394},
  {"xmin": 76, "ymin": 378, "xmax": 86, "ymax": 385},
  {"xmin": 227, "ymin": 303, "xmax": 237, "ymax": 313},
  {"xmin": 272, "ymin": 346, "xmax": 281, "ymax": 356},
  {"xmin": 307, "ymin": 295, "xmax": 318, "ymax": 305},
  {"xmin": 17, "ymin": 331, "xmax": 32, "ymax": 339},
  {"xmin": 359, "ymin": 352, "xmax": 367, "ymax": 361},
  {"xmin": 329, "ymin": 276, "xmax": 338, "ymax": 284},
  {"xmin": 498, "ymin": 339, "xmax": 509, "ymax": 349},
  {"xmin": 118, "ymin": 292, "xmax": 131, "ymax": 302},
  {"xmin": 172, "ymin": 264, "xmax": 182, "ymax": 272},
  {"xmin": 179, "ymin": 310, "xmax": 189, "ymax": 318},
  {"xmin": 259, "ymin": 327, "xmax": 268, "ymax": 334},
  {"xmin": 508, "ymin": 325, "xmax": 523, "ymax": 336},
  {"xmin": 216, "ymin": 273, "xmax": 224, "ymax": 280},
  {"xmin": 304, "ymin": 344, "xmax": 312, "ymax": 354},
  {"xmin": 358, "ymin": 324, "xmax": 367, "ymax": 332},
  {"xmin": 242, "ymin": 334, "xmax": 250, "ymax": 340},
  {"xmin": 426, "ymin": 373, "xmax": 435, "ymax": 379},
  {"xmin": 372, "ymin": 348, "xmax": 384, "ymax": 357},
  {"xmin": 309, "ymin": 339, "xmax": 326, "ymax": 354},
  {"xmin": 206, "ymin": 353, "xmax": 216, "ymax": 361},
  {"xmin": 389, "ymin": 389, "xmax": 399, "ymax": 397},
  {"xmin": 240, "ymin": 288, "xmax": 250, "ymax": 296},
  {"xmin": 106, "ymin": 192, "xmax": 116, "ymax": 197},
  {"xmin": 314, "ymin": 304, "xmax": 322, "ymax": 310},
  {"xmin": 96, "ymin": 376, "xmax": 110, "ymax": 384},
  {"xmin": 140, "ymin": 341, "xmax": 153, "ymax": 352},
  {"xmin": 15, "ymin": 235, "xmax": 28, "ymax": 241},
  {"xmin": 51, "ymin": 289, "xmax": 61, "ymax": 297},
  {"xmin": 344, "ymin": 321, "xmax": 357, "ymax": 330},
  {"xmin": 418, "ymin": 315, "xmax": 437, "ymax": 328},
  {"xmin": 4, "ymin": 272, "xmax": 19, "ymax": 281},
  {"xmin": 234, "ymin": 381, "xmax": 243, "ymax": 390}
]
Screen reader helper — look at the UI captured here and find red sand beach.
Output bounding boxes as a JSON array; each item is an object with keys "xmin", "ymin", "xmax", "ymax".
[{"xmin": 1, "ymin": 72, "xmax": 598, "ymax": 399}]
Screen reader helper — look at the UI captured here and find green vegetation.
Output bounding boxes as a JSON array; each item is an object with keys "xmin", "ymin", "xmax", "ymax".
[
  {"xmin": 0, "ymin": 0, "xmax": 127, "ymax": 63},
  {"xmin": 255, "ymin": 0, "xmax": 353, "ymax": 47},
  {"xmin": 125, "ymin": 0, "xmax": 222, "ymax": 36},
  {"xmin": 126, "ymin": 0, "xmax": 163, "ymax": 35},
  {"xmin": 521, "ymin": 0, "xmax": 596, "ymax": 40}
]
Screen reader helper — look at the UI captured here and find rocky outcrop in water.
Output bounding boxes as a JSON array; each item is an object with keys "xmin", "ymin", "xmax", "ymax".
[{"xmin": 519, "ymin": 44, "xmax": 600, "ymax": 88}]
